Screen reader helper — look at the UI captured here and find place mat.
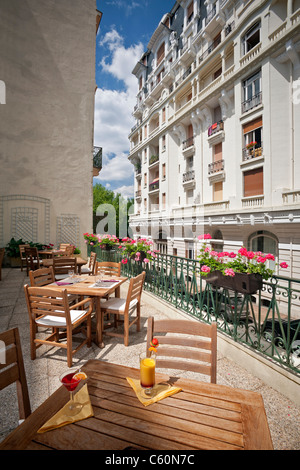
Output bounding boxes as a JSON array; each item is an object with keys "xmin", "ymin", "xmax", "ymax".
[
  {"xmin": 126, "ymin": 377, "xmax": 182, "ymax": 407},
  {"xmin": 88, "ymin": 281, "xmax": 119, "ymax": 288},
  {"xmin": 37, "ymin": 384, "xmax": 93, "ymax": 433}
]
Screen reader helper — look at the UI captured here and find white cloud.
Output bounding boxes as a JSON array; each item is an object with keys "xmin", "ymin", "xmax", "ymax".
[{"xmin": 94, "ymin": 26, "xmax": 143, "ymax": 199}]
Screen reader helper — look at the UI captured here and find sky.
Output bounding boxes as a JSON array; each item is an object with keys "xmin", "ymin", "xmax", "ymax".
[{"xmin": 94, "ymin": 0, "xmax": 176, "ymax": 199}]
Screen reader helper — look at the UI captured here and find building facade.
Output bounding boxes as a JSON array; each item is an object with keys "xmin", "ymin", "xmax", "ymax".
[
  {"xmin": 0, "ymin": 0, "xmax": 101, "ymax": 254},
  {"xmin": 129, "ymin": 0, "xmax": 300, "ymax": 278}
]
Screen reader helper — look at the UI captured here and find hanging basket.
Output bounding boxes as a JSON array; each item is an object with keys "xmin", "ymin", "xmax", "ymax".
[{"xmin": 206, "ymin": 271, "xmax": 262, "ymax": 294}]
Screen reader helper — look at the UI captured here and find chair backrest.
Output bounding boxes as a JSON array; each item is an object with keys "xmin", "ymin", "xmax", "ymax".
[
  {"xmin": 29, "ymin": 266, "xmax": 55, "ymax": 287},
  {"xmin": 19, "ymin": 244, "xmax": 30, "ymax": 258},
  {"xmin": 53, "ymin": 256, "xmax": 77, "ymax": 275},
  {"xmin": 89, "ymin": 251, "xmax": 97, "ymax": 274},
  {"xmin": 95, "ymin": 261, "xmax": 121, "ymax": 277},
  {"xmin": 59, "ymin": 243, "xmax": 71, "ymax": 251},
  {"xmin": 64, "ymin": 245, "xmax": 75, "ymax": 255},
  {"xmin": 0, "ymin": 327, "xmax": 31, "ymax": 419},
  {"xmin": 24, "ymin": 285, "xmax": 72, "ymax": 326},
  {"xmin": 125, "ymin": 271, "xmax": 145, "ymax": 308},
  {"xmin": 24, "ymin": 247, "xmax": 40, "ymax": 271},
  {"xmin": 146, "ymin": 317, "xmax": 217, "ymax": 383}
]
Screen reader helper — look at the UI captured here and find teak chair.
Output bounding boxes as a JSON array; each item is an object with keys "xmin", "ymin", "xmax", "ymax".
[
  {"xmin": 95, "ymin": 261, "xmax": 121, "ymax": 277},
  {"xmin": 19, "ymin": 244, "xmax": 30, "ymax": 272},
  {"xmin": 29, "ymin": 266, "xmax": 77, "ymax": 306},
  {"xmin": 29, "ymin": 266, "xmax": 55, "ymax": 287},
  {"xmin": 0, "ymin": 247, "xmax": 5, "ymax": 281},
  {"xmin": 146, "ymin": 317, "xmax": 217, "ymax": 383},
  {"xmin": 0, "ymin": 327, "xmax": 31, "ymax": 421},
  {"xmin": 100, "ymin": 271, "xmax": 146, "ymax": 346},
  {"xmin": 81, "ymin": 251, "xmax": 97, "ymax": 275},
  {"xmin": 53, "ymin": 256, "xmax": 77, "ymax": 280},
  {"xmin": 24, "ymin": 285, "xmax": 93, "ymax": 367},
  {"xmin": 24, "ymin": 247, "xmax": 42, "ymax": 275}
]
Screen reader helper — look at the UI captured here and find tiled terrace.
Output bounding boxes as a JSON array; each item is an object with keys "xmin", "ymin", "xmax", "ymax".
[{"xmin": 0, "ymin": 267, "xmax": 299, "ymax": 450}]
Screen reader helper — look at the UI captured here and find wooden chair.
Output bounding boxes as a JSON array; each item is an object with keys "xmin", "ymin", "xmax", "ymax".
[
  {"xmin": 29, "ymin": 266, "xmax": 77, "ymax": 306},
  {"xmin": 95, "ymin": 261, "xmax": 121, "ymax": 277},
  {"xmin": 0, "ymin": 247, "xmax": 5, "ymax": 281},
  {"xmin": 65, "ymin": 245, "xmax": 75, "ymax": 256},
  {"xmin": 53, "ymin": 256, "xmax": 77, "ymax": 280},
  {"xmin": 24, "ymin": 285, "xmax": 93, "ymax": 367},
  {"xmin": 24, "ymin": 247, "xmax": 42, "ymax": 275},
  {"xmin": 0, "ymin": 327, "xmax": 31, "ymax": 421},
  {"xmin": 81, "ymin": 251, "xmax": 97, "ymax": 275},
  {"xmin": 146, "ymin": 317, "xmax": 217, "ymax": 383},
  {"xmin": 19, "ymin": 244, "xmax": 30, "ymax": 272},
  {"xmin": 29, "ymin": 266, "xmax": 55, "ymax": 287},
  {"xmin": 100, "ymin": 271, "xmax": 146, "ymax": 346},
  {"xmin": 59, "ymin": 243, "xmax": 71, "ymax": 251}
]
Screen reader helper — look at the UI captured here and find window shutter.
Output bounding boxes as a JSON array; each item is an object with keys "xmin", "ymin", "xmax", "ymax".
[
  {"xmin": 157, "ymin": 42, "xmax": 165, "ymax": 66},
  {"xmin": 243, "ymin": 117, "xmax": 262, "ymax": 134},
  {"xmin": 244, "ymin": 167, "xmax": 263, "ymax": 197}
]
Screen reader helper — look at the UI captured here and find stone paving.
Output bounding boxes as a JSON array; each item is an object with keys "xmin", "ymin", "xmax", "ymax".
[{"xmin": 0, "ymin": 267, "xmax": 299, "ymax": 450}]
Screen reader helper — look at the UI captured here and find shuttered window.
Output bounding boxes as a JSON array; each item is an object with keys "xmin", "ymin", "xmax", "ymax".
[
  {"xmin": 213, "ymin": 181, "xmax": 223, "ymax": 201},
  {"xmin": 157, "ymin": 42, "xmax": 165, "ymax": 66},
  {"xmin": 214, "ymin": 143, "xmax": 222, "ymax": 162},
  {"xmin": 187, "ymin": 2, "xmax": 194, "ymax": 21},
  {"xmin": 244, "ymin": 167, "xmax": 263, "ymax": 197},
  {"xmin": 243, "ymin": 117, "xmax": 262, "ymax": 134}
]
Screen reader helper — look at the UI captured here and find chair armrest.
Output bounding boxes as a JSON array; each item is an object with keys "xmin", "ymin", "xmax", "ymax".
[{"xmin": 71, "ymin": 297, "xmax": 93, "ymax": 310}]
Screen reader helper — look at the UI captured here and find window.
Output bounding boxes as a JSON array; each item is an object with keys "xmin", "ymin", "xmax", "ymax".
[
  {"xmin": 242, "ymin": 22, "xmax": 260, "ymax": 55},
  {"xmin": 213, "ymin": 181, "xmax": 223, "ymax": 201},
  {"xmin": 187, "ymin": 1, "xmax": 194, "ymax": 23},
  {"xmin": 242, "ymin": 70, "xmax": 262, "ymax": 112},
  {"xmin": 243, "ymin": 167, "xmax": 263, "ymax": 197},
  {"xmin": 157, "ymin": 42, "xmax": 165, "ymax": 66},
  {"xmin": 248, "ymin": 231, "xmax": 278, "ymax": 270},
  {"xmin": 243, "ymin": 117, "xmax": 263, "ymax": 160}
]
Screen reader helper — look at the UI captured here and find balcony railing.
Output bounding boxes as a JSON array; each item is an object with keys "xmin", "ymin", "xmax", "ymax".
[
  {"xmin": 205, "ymin": 5, "xmax": 216, "ymax": 26},
  {"xmin": 242, "ymin": 145, "xmax": 263, "ymax": 161},
  {"xmin": 241, "ymin": 92, "xmax": 262, "ymax": 113},
  {"xmin": 208, "ymin": 120, "xmax": 224, "ymax": 137},
  {"xmin": 183, "ymin": 169, "xmax": 195, "ymax": 183},
  {"xmin": 208, "ymin": 159, "xmax": 224, "ymax": 174},
  {"xmin": 149, "ymin": 180, "xmax": 159, "ymax": 192},
  {"xmin": 90, "ymin": 247, "xmax": 300, "ymax": 376},
  {"xmin": 183, "ymin": 136, "xmax": 194, "ymax": 150},
  {"xmin": 199, "ymin": 34, "xmax": 221, "ymax": 63}
]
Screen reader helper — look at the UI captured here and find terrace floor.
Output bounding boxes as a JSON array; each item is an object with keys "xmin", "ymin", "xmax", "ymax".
[{"xmin": 0, "ymin": 267, "xmax": 299, "ymax": 450}]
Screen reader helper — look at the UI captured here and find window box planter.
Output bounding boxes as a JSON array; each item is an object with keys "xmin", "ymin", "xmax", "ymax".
[{"xmin": 206, "ymin": 270, "xmax": 262, "ymax": 294}]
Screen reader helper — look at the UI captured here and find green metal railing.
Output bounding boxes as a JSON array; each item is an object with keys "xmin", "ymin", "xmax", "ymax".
[{"xmin": 90, "ymin": 247, "xmax": 300, "ymax": 375}]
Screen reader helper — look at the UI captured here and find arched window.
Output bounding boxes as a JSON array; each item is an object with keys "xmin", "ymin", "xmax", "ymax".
[{"xmin": 248, "ymin": 231, "xmax": 278, "ymax": 270}]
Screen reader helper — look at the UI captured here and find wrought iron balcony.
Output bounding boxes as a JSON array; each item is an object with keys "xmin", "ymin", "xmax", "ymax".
[
  {"xmin": 149, "ymin": 180, "xmax": 159, "ymax": 192},
  {"xmin": 208, "ymin": 120, "xmax": 224, "ymax": 137},
  {"xmin": 208, "ymin": 159, "xmax": 224, "ymax": 174},
  {"xmin": 183, "ymin": 169, "xmax": 195, "ymax": 183},
  {"xmin": 241, "ymin": 92, "xmax": 262, "ymax": 113},
  {"xmin": 183, "ymin": 136, "xmax": 194, "ymax": 150},
  {"xmin": 242, "ymin": 145, "xmax": 263, "ymax": 161}
]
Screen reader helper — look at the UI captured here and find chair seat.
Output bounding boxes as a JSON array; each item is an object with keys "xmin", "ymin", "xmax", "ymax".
[
  {"xmin": 100, "ymin": 297, "xmax": 138, "ymax": 313},
  {"xmin": 36, "ymin": 309, "xmax": 88, "ymax": 328},
  {"xmin": 81, "ymin": 266, "xmax": 92, "ymax": 274}
]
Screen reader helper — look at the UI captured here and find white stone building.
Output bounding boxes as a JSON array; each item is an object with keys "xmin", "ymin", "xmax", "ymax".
[
  {"xmin": 0, "ymin": 0, "xmax": 101, "ymax": 254},
  {"xmin": 129, "ymin": 0, "xmax": 300, "ymax": 278}
]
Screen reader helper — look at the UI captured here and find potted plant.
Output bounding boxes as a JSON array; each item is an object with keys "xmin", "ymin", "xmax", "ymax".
[
  {"xmin": 83, "ymin": 233, "xmax": 119, "ymax": 250},
  {"xmin": 5, "ymin": 237, "xmax": 28, "ymax": 267},
  {"xmin": 197, "ymin": 233, "xmax": 289, "ymax": 294},
  {"xmin": 120, "ymin": 237, "xmax": 158, "ymax": 265}
]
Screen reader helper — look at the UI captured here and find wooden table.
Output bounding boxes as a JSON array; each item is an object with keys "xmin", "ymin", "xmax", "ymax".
[
  {"xmin": 47, "ymin": 275, "xmax": 128, "ymax": 347},
  {"xmin": 42, "ymin": 256, "xmax": 88, "ymax": 274},
  {"xmin": 0, "ymin": 360, "xmax": 273, "ymax": 450}
]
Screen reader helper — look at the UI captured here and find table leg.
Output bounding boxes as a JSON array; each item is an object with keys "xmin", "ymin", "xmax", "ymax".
[{"xmin": 95, "ymin": 297, "xmax": 105, "ymax": 348}]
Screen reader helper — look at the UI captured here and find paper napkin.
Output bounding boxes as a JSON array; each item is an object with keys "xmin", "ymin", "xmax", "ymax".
[{"xmin": 126, "ymin": 377, "xmax": 182, "ymax": 407}]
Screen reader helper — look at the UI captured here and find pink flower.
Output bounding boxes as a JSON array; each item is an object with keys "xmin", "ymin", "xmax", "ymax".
[
  {"xmin": 121, "ymin": 258, "xmax": 128, "ymax": 264},
  {"xmin": 224, "ymin": 268, "xmax": 235, "ymax": 277},
  {"xmin": 238, "ymin": 247, "xmax": 248, "ymax": 256},
  {"xmin": 201, "ymin": 265, "xmax": 211, "ymax": 273},
  {"xmin": 247, "ymin": 251, "xmax": 255, "ymax": 259},
  {"xmin": 144, "ymin": 258, "xmax": 150, "ymax": 263},
  {"xmin": 229, "ymin": 252, "xmax": 236, "ymax": 258},
  {"xmin": 198, "ymin": 234, "xmax": 212, "ymax": 240},
  {"xmin": 280, "ymin": 262, "xmax": 288, "ymax": 269},
  {"xmin": 257, "ymin": 256, "xmax": 266, "ymax": 263},
  {"xmin": 265, "ymin": 253, "xmax": 275, "ymax": 261},
  {"xmin": 210, "ymin": 251, "xmax": 218, "ymax": 257}
]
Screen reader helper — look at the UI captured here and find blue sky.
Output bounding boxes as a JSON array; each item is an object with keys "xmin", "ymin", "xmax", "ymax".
[{"xmin": 93, "ymin": 0, "xmax": 175, "ymax": 198}]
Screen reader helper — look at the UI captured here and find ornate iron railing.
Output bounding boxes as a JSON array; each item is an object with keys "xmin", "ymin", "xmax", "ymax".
[{"xmin": 90, "ymin": 247, "xmax": 300, "ymax": 375}]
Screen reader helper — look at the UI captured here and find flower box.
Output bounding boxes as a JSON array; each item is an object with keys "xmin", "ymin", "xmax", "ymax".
[{"xmin": 206, "ymin": 270, "xmax": 262, "ymax": 294}]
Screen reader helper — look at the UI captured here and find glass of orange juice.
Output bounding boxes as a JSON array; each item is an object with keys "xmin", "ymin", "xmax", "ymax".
[{"xmin": 140, "ymin": 352, "xmax": 156, "ymax": 397}]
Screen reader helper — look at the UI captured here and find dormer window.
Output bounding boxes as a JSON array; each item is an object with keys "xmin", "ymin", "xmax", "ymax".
[{"xmin": 157, "ymin": 42, "xmax": 165, "ymax": 66}]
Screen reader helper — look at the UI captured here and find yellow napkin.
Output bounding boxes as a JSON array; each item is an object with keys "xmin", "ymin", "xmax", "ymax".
[
  {"xmin": 126, "ymin": 377, "xmax": 182, "ymax": 407},
  {"xmin": 37, "ymin": 384, "xmax": 93, "ymax": 433}
]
